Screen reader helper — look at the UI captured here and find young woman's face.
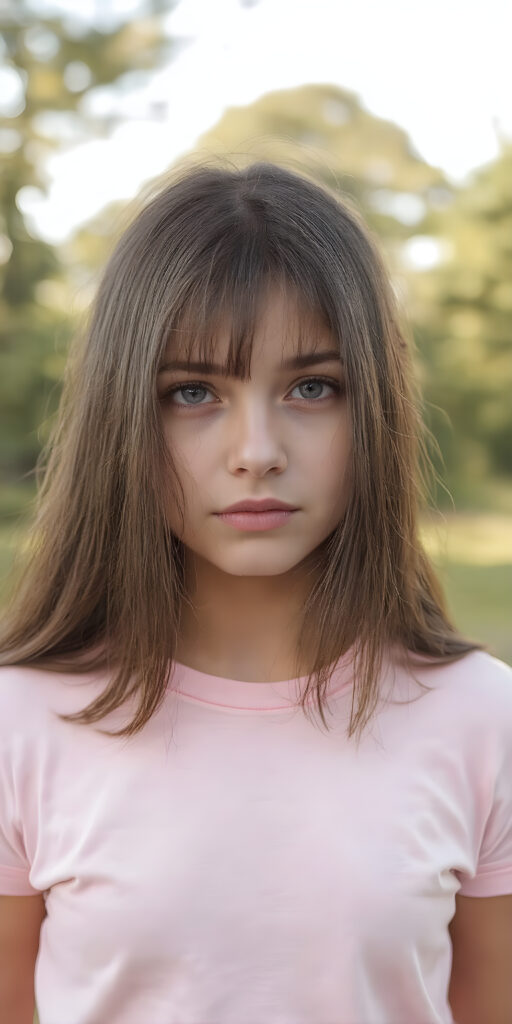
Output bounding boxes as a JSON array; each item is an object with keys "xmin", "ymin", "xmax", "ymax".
[{"xmin": 158, "ymin": 287, "xmax": 351, "ymax": 579}]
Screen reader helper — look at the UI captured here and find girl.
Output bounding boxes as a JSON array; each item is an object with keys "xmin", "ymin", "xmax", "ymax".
[{"xmin": 0, "ymin": 162, "xmax": 511, "ymax": 1024}]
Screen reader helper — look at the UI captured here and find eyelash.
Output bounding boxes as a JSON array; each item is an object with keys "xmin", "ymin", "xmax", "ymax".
[{"xmin": 160, "ymin": 376, "xmax": 343, "ymax": 409}]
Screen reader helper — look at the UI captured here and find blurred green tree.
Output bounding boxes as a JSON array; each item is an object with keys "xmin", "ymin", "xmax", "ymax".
[
  {"xmin": 0, "ymin": 0, "xmax": 174, "ymax": 503},
  {"xmin": 406, "ymin": 142, "xmax": 512, "ymax": 501},
  {"xmin": 193, "ymin": 82, "xmax": 453, "ymax": 243}
]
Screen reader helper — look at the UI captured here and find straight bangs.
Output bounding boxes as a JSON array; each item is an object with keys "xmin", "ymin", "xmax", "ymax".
[{"xmin": 161, "ymin": 237, "xmax": 341, "ymax": 384}]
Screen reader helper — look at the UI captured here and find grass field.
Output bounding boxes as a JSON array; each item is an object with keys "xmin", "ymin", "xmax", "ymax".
[
  {"xmin": 1, "ymin": 510, "xmax": 511, "ymax": 667},
  {"xmin": 420, "ymin": 514, "xmax": 512, "ymax": 664}
]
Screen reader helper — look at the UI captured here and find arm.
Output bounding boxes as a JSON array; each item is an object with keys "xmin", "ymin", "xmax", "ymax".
[
  {"xmin": 0, "ymin": 893, "xmax": 46, "ymax": 1024},
  {"xmin": 448, "ymin": 892, "xmax": 512, "ymax": 1024}
]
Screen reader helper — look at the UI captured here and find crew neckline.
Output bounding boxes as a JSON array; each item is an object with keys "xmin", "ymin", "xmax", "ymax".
[{"xmin": 167, "ymin": 647, "xmax": 356, "ymax": 710}]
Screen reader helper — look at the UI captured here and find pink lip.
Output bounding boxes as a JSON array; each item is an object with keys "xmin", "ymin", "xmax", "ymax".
[
  {"xmin": 216, "ymin": 509, "xmax": 296, "ymax": 532},
  {"xmin": 219, "ymin": 499, "xmax": 297, "ymax": 513}
]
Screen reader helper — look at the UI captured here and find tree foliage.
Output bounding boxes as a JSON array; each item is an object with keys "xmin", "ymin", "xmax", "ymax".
[
  {"xmin": 0, "ymin": 0, "xmax": 173, "ymax": 484},
  {"xmin": 409, "ymin": 143, "xmax": 512, "ymax": 488}
]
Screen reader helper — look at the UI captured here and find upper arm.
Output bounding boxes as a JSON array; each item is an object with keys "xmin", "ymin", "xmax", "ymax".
[
  {"xmin": 0, "ymin": 892, "xmax": 46, "ymax": 1024},
  {"xmin": 448, "ymin": 892, "xmax": 512, "ymax": 1024}
]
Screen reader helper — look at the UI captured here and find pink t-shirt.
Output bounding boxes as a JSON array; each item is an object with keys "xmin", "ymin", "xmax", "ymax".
[{"xmin": 1, "ymin": 647, "xmax": 511, "ymax": 1024}]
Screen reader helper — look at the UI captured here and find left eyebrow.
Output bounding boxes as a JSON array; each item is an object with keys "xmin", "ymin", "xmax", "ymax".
[{"xmin": 158, "ymin": 349, "xmax": 343, "ymax": 376}]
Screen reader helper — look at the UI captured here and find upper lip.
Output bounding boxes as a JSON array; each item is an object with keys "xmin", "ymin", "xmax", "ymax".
[{"xmin": 219, "ymin": 498, "xmax": 298, "ymax": 513}]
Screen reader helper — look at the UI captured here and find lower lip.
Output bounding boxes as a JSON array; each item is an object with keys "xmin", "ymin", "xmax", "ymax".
[{"xmin": 216, "ymin": 510, "xmax": 296, "ymax": 531}]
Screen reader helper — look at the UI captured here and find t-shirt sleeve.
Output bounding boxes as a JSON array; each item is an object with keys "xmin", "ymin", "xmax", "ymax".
[
  {"xmin": 0, "ymin": 673, "xmax": 40, "ymax": 895},
  {"xmin": 0, "ymin": 777, "xmax": 38, "ymax": 895},
  {"xmin": 457, "ymin": 656, "xmax": 512, "ymax": 898}
]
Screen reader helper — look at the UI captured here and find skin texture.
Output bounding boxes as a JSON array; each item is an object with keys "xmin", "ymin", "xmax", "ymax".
[
  {"xmin": 158, "ymin": 287, "xmax": 351, "ymax": 682},
  {"xmin": 0, "ymin": 892, "xmax": 46, "ymax": 1024},
  {"xmin": 448, "ymin": 892, "xmax": 512, "ymax": 1024}
]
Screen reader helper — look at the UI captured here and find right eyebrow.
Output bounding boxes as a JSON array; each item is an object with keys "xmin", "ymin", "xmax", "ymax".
[{"xmin": 158, "ymin": 349, "xmax": 343, "ymax": 376}]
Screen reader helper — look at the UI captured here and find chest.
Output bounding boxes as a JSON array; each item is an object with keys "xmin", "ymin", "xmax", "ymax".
[{"xmin": 32, "ymin": 711, "xmax": 471, "ymax": 967}]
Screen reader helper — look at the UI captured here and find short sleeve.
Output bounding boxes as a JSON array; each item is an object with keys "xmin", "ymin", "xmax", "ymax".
[
  {"xmin": 0, "ymin": 747, "xmax": 38, "ymax": 895},
  {"xmin": 457, "ymin": 657, "xmax": 512, "ymax": 897},
  {"xmin": 0, "ymin": 671, "xmax": 40, "ymax": 896}
]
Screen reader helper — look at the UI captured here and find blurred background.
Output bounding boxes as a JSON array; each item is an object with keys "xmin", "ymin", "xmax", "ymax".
[{"xmin": 1, "ymin": 0, "xmax": 511, "ymax": 664}]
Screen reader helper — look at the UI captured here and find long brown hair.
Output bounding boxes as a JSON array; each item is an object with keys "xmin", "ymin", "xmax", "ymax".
[{"xmin": 0, "ymin": 160, "xmax": 485, "ymax": 741}]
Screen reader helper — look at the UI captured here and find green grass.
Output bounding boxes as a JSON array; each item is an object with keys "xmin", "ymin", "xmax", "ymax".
[
  {"xmin": 420, "ymin": 512, "xmax": 512, "ymax": 665},
  {"xmin": 434, "ymin": 561, "xmax": 512, "ymax": 663}
]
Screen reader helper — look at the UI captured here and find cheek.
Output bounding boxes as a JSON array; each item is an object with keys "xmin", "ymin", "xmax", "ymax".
[
  {"xmin": 164, "ymin": 427, "xmax": 207, "ymax": 489},
  {"xmin": 166, "ymin": 439, "xmax": 223, "ymax": 545},
  {"xmin": 316, "ymin": 416, "xmax": 351, "ymax": 475},
  {"xmin": 320, "ymin": 423, "xmax": 352, "ymax": 510},
  {"xmin": 162, "ymin": 433, "xmax": 203, "ymax": 533}
]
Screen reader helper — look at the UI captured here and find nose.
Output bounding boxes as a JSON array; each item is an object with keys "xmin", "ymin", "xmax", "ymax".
[{"xmin": 226, "ymin": 400, "xmax": 287, "ymax": 477}]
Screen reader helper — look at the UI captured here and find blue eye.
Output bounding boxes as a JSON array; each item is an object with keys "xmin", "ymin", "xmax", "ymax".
[
  {"xmin": 292, "ymin": 378, "xmax": 337, "ymax": 401},
  {"xmin": 169, "ymin": 383, "xmax": 211, "ymax": 406},
  {"xmin": 161, "ymin": 376, "xmax": 343, "ymax": 408}
]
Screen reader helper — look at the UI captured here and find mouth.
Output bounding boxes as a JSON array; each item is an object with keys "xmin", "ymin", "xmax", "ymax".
[
  {"xmin": 219, "ymin": 500, "xmax": 298, "ymax": 514},
  {"xmin": 215, "ymin": 508, "xmax": 297, "ymax": 532}
]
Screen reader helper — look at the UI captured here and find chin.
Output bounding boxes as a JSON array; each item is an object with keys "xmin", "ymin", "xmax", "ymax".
[{"xmin": 211, "ymin": 552, "xmax": 311, "ymax": 577}]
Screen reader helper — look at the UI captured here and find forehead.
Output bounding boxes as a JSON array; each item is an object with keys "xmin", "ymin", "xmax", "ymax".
[{"xmin": 164, "ymin": 282, "xmax": 337, "ymax": 372}]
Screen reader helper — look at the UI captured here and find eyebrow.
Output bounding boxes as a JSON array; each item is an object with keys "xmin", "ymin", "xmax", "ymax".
[{"xmin": 158, "ymin": 349, "xmax": 343, "ymax": 376}]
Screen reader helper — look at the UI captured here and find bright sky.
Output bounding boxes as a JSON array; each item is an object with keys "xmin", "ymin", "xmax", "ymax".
[{"xmin": 14, "ymin": 0, "xmax": 512, "ymax": 243}]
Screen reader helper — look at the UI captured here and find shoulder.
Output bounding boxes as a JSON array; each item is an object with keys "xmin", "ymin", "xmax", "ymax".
[
  {"xmin": 416, "ymin": 648, "xmax": 512, "ymax": 699},
  {"xmin": 0, "ymin": 666, "xmax": 60, "ymax": 746},
  {"xmin": 0, "ymin": 663, "xmax": 102, "ymax": 738},
  {"xmin": 408, "ymin": 649, "xmax": 512, "ymax": 738},
  {"xmin": 0, "ymin": 662, "xmax": 138, "ymax": 745},
  {"xmin": 387, "ymin": 649, "xmax": 512, "ymax": 732},
  {"xmin": 0, "ymin": 664, "xmax": 45, "ymax": 715},
  {"xmin": 461, "ymin": 651, "xmax": 512, "ymax": 742}
]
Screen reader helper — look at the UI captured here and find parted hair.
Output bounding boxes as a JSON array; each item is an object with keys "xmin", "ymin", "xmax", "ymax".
[{"xmin": 0, "ymin": 160, "xmax": 485, "ymax": 741}]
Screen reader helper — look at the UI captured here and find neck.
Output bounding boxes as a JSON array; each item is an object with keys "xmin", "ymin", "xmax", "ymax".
[{"xmin": 175, "ymin": 552, "xmax": 317, "ymax": 682}]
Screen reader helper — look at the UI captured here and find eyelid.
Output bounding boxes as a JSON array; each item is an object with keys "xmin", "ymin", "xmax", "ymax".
[{"xmin": 161, "ymin": 374, "xmax": 343, "ymax": 407}]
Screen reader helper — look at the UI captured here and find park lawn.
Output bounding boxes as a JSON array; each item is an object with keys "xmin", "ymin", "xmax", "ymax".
[
  {"xmin": 432, "ymin": 561, "xmax": 512, "ymax": 664},
  {"xmin": 419, "ymin": 513, "xmax": 512, "ymax": 665}
]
